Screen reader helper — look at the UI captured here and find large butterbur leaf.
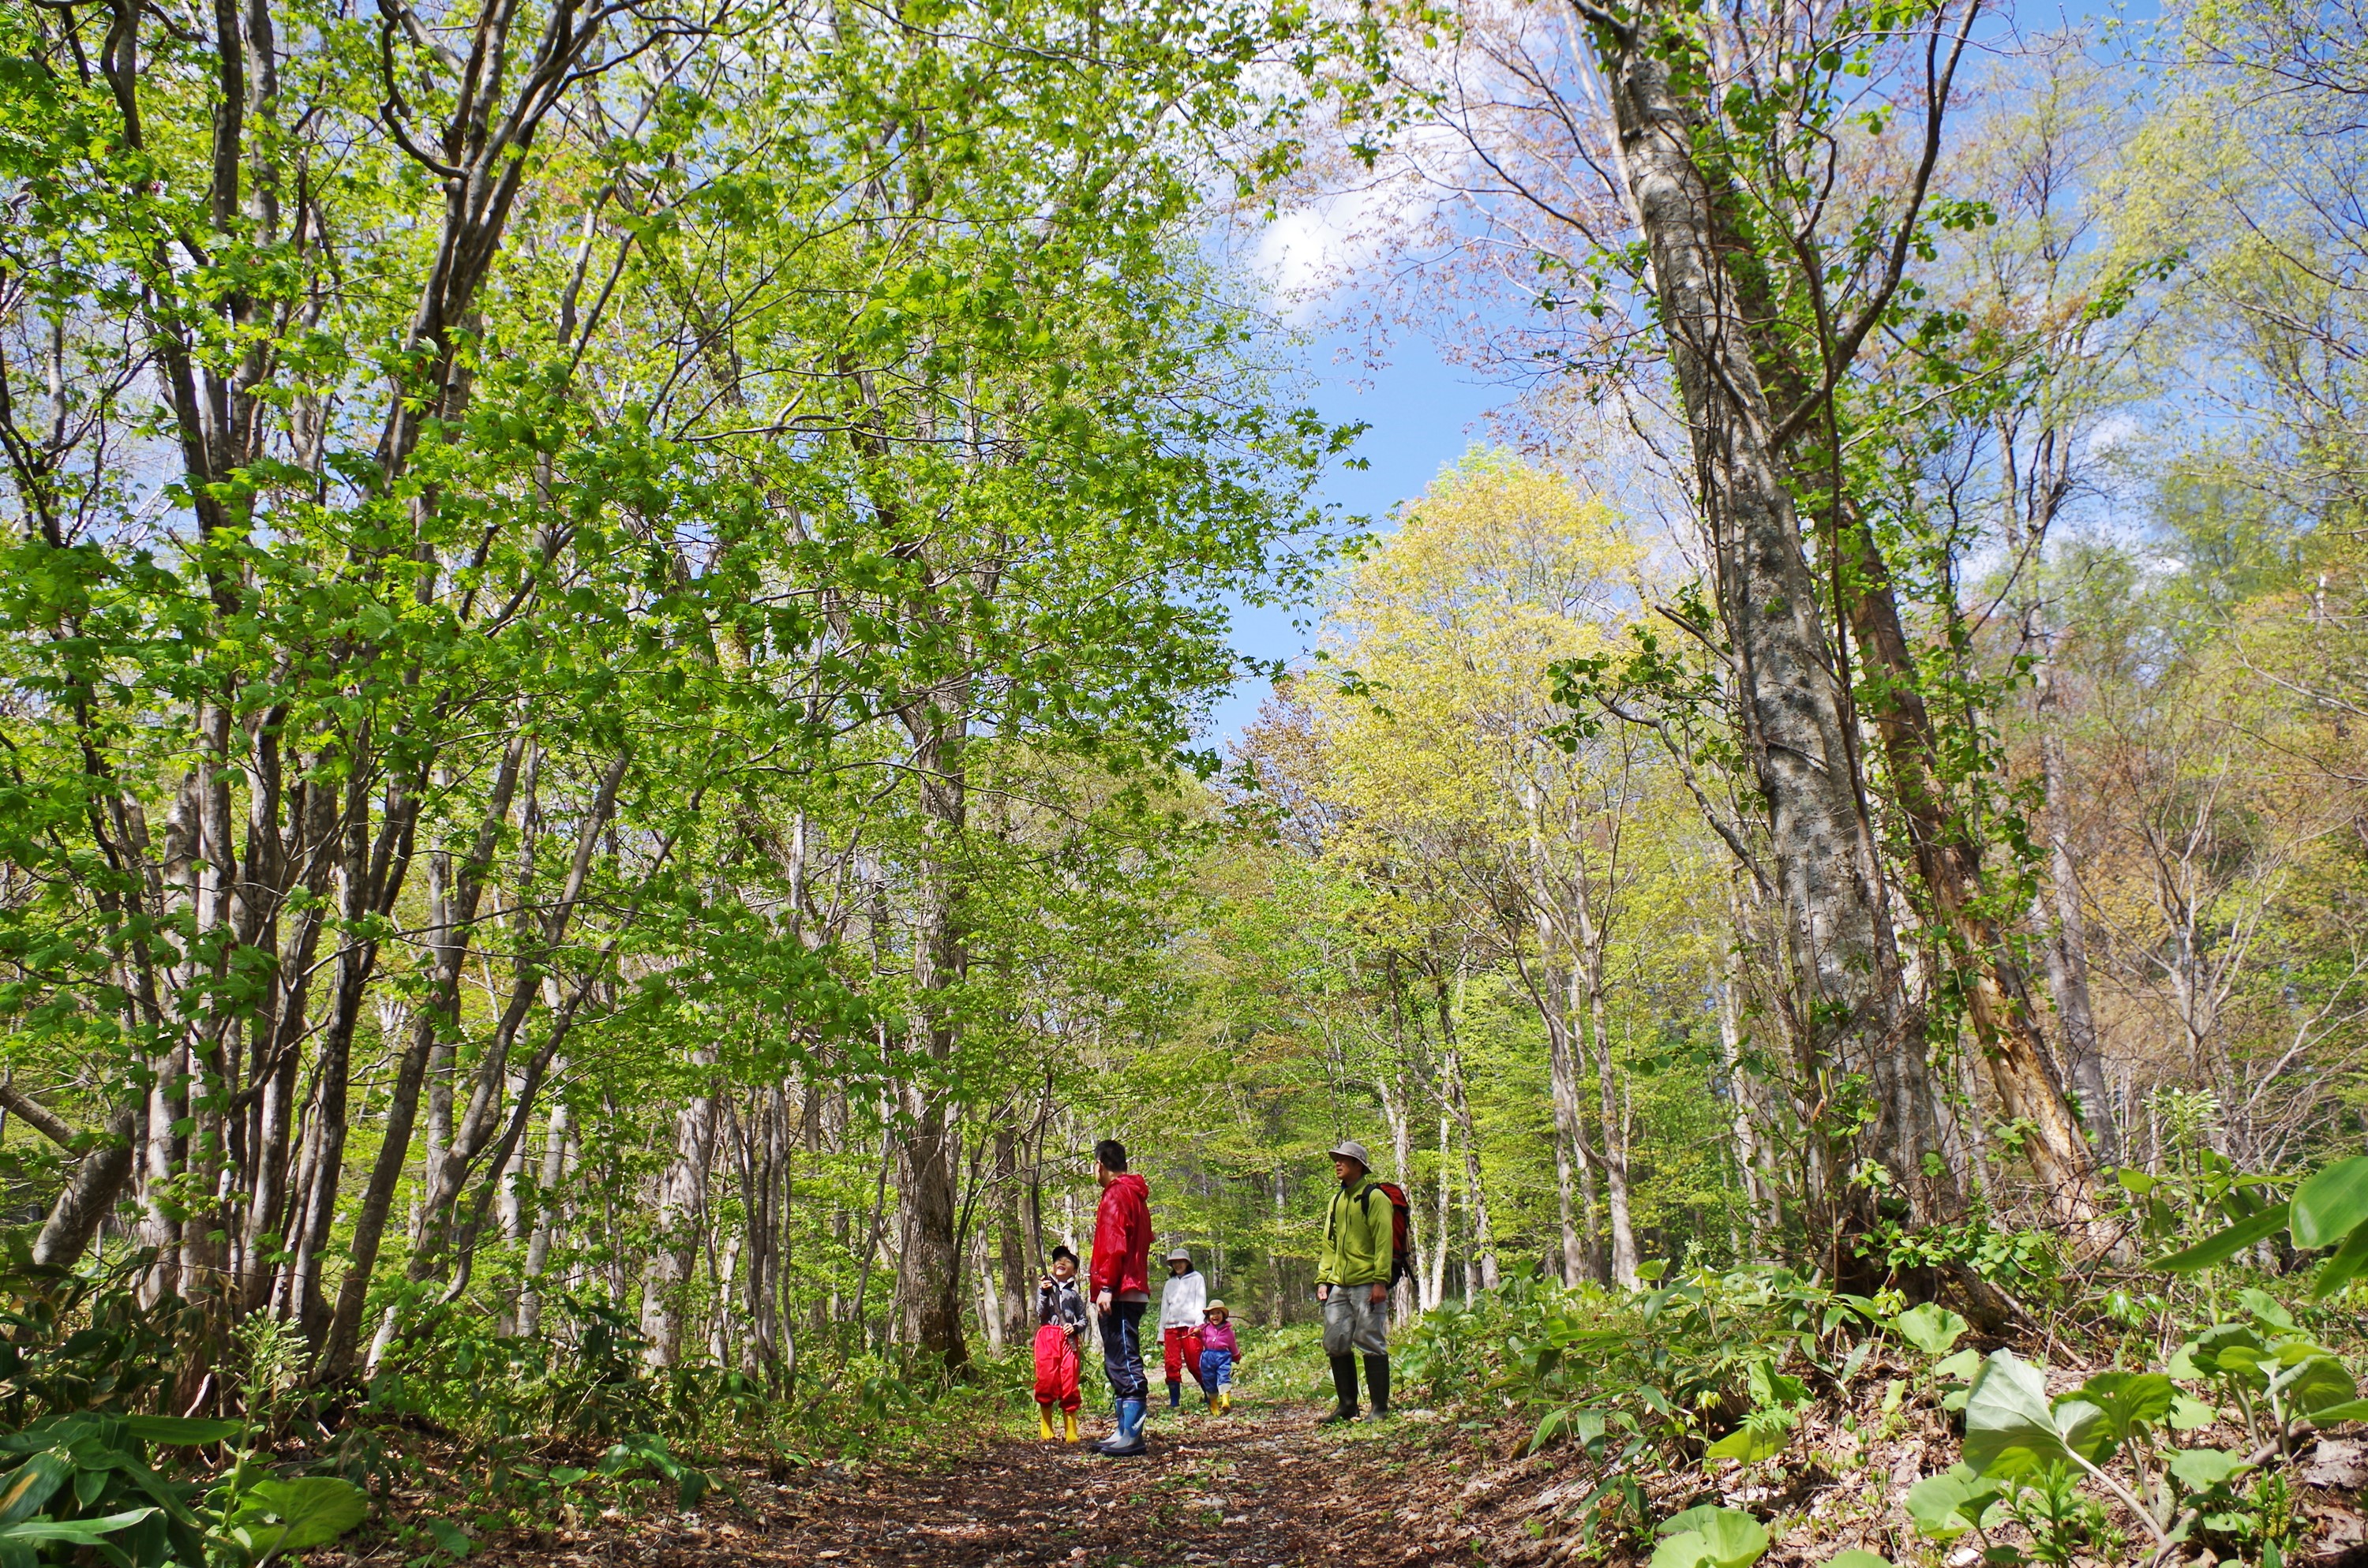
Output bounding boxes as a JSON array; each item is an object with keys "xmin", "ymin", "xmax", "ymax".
[
  {"xmin": 2292, "ymin": 1158, "xmax": 2368, "ymax": 1250},
  {"xmin": 1705, "ymin": 1423, "xmax": 1787, "ymax": 1462},
  {"xmin": 225, "ymin": 1477, "xmax": 369, "ymax": 1559},
  {"xmin": 2168, "ymin": 1447, "xmax": 2247, "ymax": 1488},
  {"xmin": 1650, "ymin": 1506, "xmax": 1769, "ymax": 1568},
  {"xmin": 1892, "ymin": 1304, "xmax": 1968, "ymax": 1357},
  {"xmin": 2074, "ymin": 1370, "xmax": 2176, "ymax": 1455},
  {"xmin": 1963, "ymin": 1352, "xmax": 2070, "ymax": 1476},
  {"xmin": 1905, "ymin": 1465, "xmax": 2008, "ymax": 1542},
  {"xmin": 2272, "ymin": 1354, "xmax": 2362, "ymax": 1416},
  {"xmin": 1962, "ymin": 1352, "xmax": 2115, "ymax": 1475},
  {"xmin": 2309, "ymin": 1398, "xmax": 2368, "ymax": 1423},
  {"xmin": 2185, "ymin": 1323, "xmax": 2272, "ymax": 1390}
]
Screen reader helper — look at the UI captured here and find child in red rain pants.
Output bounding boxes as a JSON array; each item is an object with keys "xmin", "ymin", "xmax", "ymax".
[
  {"xmin": 1158, "ymin": 1248, "xmax": 1205, "ymax": 1411},
  {"xmin": 1034, "ymin": 1246, "xmax": 1089, "ymax": 1441}
]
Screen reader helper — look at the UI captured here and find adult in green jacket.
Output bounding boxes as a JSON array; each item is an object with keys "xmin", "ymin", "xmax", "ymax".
[{"xmin": 1316, "ymin": 1139, "xmax": 1394, "ymax": 1424}]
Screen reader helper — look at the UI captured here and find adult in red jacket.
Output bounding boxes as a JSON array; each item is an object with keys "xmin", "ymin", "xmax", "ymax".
[{"xmin": 1087, "ymin": 1137, "xmax": 1154, "ymax": 1456}]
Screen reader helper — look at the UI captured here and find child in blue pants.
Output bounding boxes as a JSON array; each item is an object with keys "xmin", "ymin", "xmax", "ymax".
[{"xmin": 1196, "ymin": 1300, "xmax": 1241, "ymax": 1413}]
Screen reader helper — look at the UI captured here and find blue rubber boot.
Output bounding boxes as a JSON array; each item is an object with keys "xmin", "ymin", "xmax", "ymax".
[{"xmin": 1097, "ymin": 1397, "xmax": 1148, "ymax": 1457}]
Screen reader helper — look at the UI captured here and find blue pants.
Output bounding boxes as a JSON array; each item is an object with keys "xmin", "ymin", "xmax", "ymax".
[
  {"xmin": 1100, "ymin": 1300, "xmax": 1148, "ymax": 1402},
  {"xmin": 1198, "ymin": 1348, "xmax": 1233, "ymax": 1390}
]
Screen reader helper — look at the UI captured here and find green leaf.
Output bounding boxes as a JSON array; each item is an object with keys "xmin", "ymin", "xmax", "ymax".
[
  {"xmin": 2187, "ymin": 1323, "xmax": 2271, "ymax": 1389},
  {"xmin": 546, "ymin": 1468, "xmax": 589, "ymax": 1486},
  {"xmin": 2168, "ymin": 1394, "xmax": 2218, "ymax": 1431},
  {"xmin": 2152, "ymin": 1202, "xmax": 2290, "ymax": 1273},
  {"xmin": 2271, "ymin": 1355, "xmax": 2361, "ymax": 1416},
  {"xmin": 1935, "ymin": 1347, "xmax": 1984, "ymax": 1382},
  {"xmin": 119, "ymin": 1417, "xmax": 244, "ymax": 1447},
  {"xmin": 2312, "ymin": 1219, "xmax": 2368, "ymax": 1298},
  {"xmin": 2073, "ymin": 1371, "xmax": 2175, "ymax": 1454},
  {"xmin": 0, "ymin": 1455, "xmax": 71, "ymax": 1528},
  {"xmin": 1650, "ymin": 1506, "xmax": 1768, "ymax": 1568},
  {"xmin": 1825, "ymin": 1554, "xmax": 1892, "ymax": 1568},
  {"xmin": 0, "ymin": 1510, "xmax": 158, "ymax": 1546},
  {"xmin": 1893, "ymin": 1304, "xmax": 1969, "ymax": 1357},
  {"xmin": 1906, "ymin": 1465, "xmax": 2009, "ymax": 1542},
  {"xmin": 2292, "ymin": 1158, "xmax": 2368, "ymax": 1249},
  {"xmin": 225, "ymin": 1477, "xmax": 369, "ymax": 1555},
  {"xmin": 1964, "ymin": 1352, "xmax": 2082, "ymax": 1478},
  {"xmin": 2306, "ymin": 1397, "xmax": 2368, "ymax": 1423},
  {"xmin": 2052, "ymin": 1398, "xmax": 2112, "ymax": 1463},
  {"xmin": 1746, "ymin": 1360, "xmax": 1808, "ymax": 1411},
  {"xmin": 2167, "ymin": 1447, "xmax": 2246, "ymax": 1488},
  {"xmin": 2238, "ymin": 1289, "xmax": 2297, "ymax": 1331},
  {"xmin": 1706, "ymin": 1425, "xmax": 1786, "ymax": 1462},
  {"xmin": 422, "ymin": 1517, "xmax": 471, "ymax": 1559}
]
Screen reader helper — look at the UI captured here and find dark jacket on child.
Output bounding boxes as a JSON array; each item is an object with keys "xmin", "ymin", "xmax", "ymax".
[{"xmin": 1039, "ymin": 1276, "xmax": 1088, "ymax": 1335}]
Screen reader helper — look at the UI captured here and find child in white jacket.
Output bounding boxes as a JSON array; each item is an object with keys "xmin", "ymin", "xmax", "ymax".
[{"xmin": 1158, "ymin": 1248, "xmax": 1206, "ymax": 1409}]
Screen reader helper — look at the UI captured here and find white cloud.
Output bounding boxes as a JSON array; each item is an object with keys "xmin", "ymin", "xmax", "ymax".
[
  {"xmin": 2086, "ymin": 413, "xmax": 2141, "ymax": 455},
  {"xmin": 1251, "ymin": 185, "xmax": 1431, "ymax": 318}
]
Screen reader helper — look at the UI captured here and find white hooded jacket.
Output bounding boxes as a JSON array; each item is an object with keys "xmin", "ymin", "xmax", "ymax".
[{"xmin": 1159, "ymin": 1266, "xmax": 1206, "ymax": 1331}]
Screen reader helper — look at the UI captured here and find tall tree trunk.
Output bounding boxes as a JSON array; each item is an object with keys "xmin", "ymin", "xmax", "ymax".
[
  {"xmin": 641, "ymin": 1060, "xmax": 720, "ymax": 1368},
  {"xmin": 994, "ymin": 1121, "xmax": 1032, "ymax": 1350},
  {"xmin": 515, "ymin": 1096, "xmax": 571, "ymax": 1340},
  {"xmin": 1427, "ymin": 1113, "xmax": 1451, "ymax": 1310},
  {"xmin": 1718, "ymin": 953, "xmax": 1771, "ymax": 1248},
  {"xmin": 1268, "ymin": 1169, "xmax": 1287, "ymax": 1327},
  {"xmin": 894, "ymin": 704, "xmax": 971, "ymax": 1370},
  {"xmin": 315, "ymin": 739, "xmax": 518, "ymax": 1378},
  {"xmin": 1433, "ymin": 971, "xmax": 1498, "ymax": 1290},
  {"xmin": 1521, "ymin": 793, "xmax": 1590, "ymax": 1285},
  {"xmin": 1576, "ymin": 936, "xmax": 1639, "ymax": 1287},
  {"xmin": 2035, "ymin": 657, "xmax": 2115, "ymax": 1163},
  {"xmin": 1834, "ymin": 530, "xmax": 2094, "ymax": 1222},
  {"xmin": 1586, "ymin": 15, "xmax": 1917, "ymax": 1254},
  {"xmin": 33, "ymin": 1101, "xmax": 141, "ymax": 1267}
]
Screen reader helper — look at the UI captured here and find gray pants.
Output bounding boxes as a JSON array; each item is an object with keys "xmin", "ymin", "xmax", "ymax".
[{"xmin": 1321, "ymin": 1285, "xmax": 1389, "ymax": 1357}]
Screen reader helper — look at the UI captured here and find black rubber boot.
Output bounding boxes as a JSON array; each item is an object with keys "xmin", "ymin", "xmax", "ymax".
[
  {"xmin": 1317, "ymin": 1354, "xmax": 1359, "ymax": 1424},
  {"xmin": 1364, "ymin": 1354, "xmax": 1391, "ymax": 1420}
]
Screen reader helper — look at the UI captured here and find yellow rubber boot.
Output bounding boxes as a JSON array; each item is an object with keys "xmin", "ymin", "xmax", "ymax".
[
  {"xmin": 1219, "ymin": 1390, "xmax": 1231, "ymax": 1413},
  {"xmin": 1063, "ymin": 1411, "xmax": 1081, "ymax": 1443},
  {"xmin": 1038, "ymin": 1404, "xmax": 1058, "ymax": 1441}
]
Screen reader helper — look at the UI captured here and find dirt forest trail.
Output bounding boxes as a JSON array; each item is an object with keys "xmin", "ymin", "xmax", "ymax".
[{"xmin": 484, "ymin": 1405, "xmax": 1453, "ymax": 1568}]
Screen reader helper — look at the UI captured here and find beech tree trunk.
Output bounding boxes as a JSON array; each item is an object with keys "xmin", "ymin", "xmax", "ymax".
[
  {"xmin": 641, "ymin": 1061, "xmax": 720, "ymax": 1368},
  {"xmin": 2036, "ymin": 657, "xmax": 2116, "ymax": 1163},
  {"xmin": 995, "ymin": 1122, "xmax": 1033, "ymax": 1349},
  {"xmin": 1834, "ymin": 532, "xmax": 2096, "ymax": 1223},
  {"xmin": 1587, "ymin": 15, "xmax": 1917, "ymax": 1248},
  {"xmin": 1431, "ymin": 970, "xmax": 1498, "ymax": 1289},
  {"xmin": 894, "ymin": 704, "xmax": 971, "ymax": 1371}
]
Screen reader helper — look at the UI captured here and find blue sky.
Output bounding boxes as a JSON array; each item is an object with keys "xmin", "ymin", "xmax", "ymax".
[
  {"xmin": 1203, "ymin": 329, "xmax": 1509, "ymax": 746},
  {"xmin": 1197, "ymin": 0, "xmax": 2161, "ymax": 750}
]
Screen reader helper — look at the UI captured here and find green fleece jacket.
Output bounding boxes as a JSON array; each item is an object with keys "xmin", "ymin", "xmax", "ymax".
[{"xmin": 1318, "ymin": 1177, "xmax": 1394, "ymax": 1286}]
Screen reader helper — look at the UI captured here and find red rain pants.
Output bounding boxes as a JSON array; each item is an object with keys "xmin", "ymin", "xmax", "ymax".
[{"xmin": 1032, "ymin": 1323, "xmax": 1081, "ymax": 1413}]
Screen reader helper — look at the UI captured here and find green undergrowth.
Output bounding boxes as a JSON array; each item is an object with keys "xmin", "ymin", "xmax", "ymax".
[
  {"xmin": 1385, "ymin": 1158, "xmax": 2368, "ymax": 1568},
  {"xmin": 10, "ymin": 1158, "xmax": 2368, "ymax": 1568}
]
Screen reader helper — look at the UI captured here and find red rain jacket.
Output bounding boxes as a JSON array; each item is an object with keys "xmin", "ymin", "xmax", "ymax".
[{"xmin": 1089, "ymin": 1173, "xmax": 1153, "ymax": 1299}]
